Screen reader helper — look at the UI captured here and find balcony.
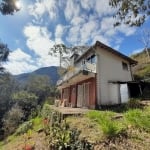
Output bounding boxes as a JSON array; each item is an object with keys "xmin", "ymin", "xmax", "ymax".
[{"xmin": 57, "ymin": 62, "xmax": 96, "ymax": 86}]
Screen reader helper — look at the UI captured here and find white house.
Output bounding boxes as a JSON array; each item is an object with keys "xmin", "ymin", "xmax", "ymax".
[{"xmin": 57, "ymin": 41, "xmax": 137, "ymax": 109}]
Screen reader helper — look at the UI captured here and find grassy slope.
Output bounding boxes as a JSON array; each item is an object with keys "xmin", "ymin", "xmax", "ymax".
[
  {"xmin": 131, "ymin": 50, "xmax": 150, "ymax": 80},
  {"xmin": 1, "ymin": 103, "xmax": 150, "ymax": 150}
]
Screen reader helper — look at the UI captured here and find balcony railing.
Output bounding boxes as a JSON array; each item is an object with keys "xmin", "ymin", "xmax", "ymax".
[{"xmin": 57, "ymin": 62, "xmax": 96, "ymax": 86}]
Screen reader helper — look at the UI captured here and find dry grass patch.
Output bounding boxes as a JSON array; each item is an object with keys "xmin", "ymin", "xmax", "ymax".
[{"xmin": 66, "ymin": 116, "xmax": 103, "ymax": 143}]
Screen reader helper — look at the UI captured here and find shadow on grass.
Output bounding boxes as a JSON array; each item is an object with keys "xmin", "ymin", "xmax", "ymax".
[{"xmin": 99, "ymin": 99, "xmax": 146, "ymax": 113}]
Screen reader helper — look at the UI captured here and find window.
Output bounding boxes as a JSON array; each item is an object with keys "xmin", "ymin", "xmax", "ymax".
[
  {"xmin": 122, "ymin": 62, "xmax": 128, "ymax": 70},
  {"xmin": 86, "ymin": 54, "xmax": 96, "ymax": 64}
]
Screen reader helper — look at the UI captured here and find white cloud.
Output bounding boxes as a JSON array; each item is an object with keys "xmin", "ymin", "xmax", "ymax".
[
  {"xmin": 4, "ymin": 48, "xmax": 37, "ymax": 75},
  {"xmin": 80, "ymin": 20, "xmax": 99, "ymax": 44},
  {"xmin": 64, "ymin": 0, "xmax": 81, "ymax": 21},
  {"xmin": 80, "ymin": 0, "xmax": 94, "ymax": 10},
  {"xmin": 71, "ymin": 16, "xmax": 86, "ymax": 26},
  {"xmin": 8, "ymin": 48, "xmax": 32, "ymax": 62},
  {"xmin": 95, "ymin": 0, "xmax": 115, "ymax": 17},
  {"xmin": 116, "ymin": 24, "xmax": 136, "ymax": 36},
  {"xmin": 24, "ymin": 24, "xmax": 59, "ymax": 68},
  {"xmin": 55, "ymin": 24, "xmax": 66, "ymax": 44},
  {"xmin": 28, "ymin": 0, "xmax": 58, "ymax": 21},
  {"xmin": 24, "ymin": 25, "xmax": 53, "ymax": 57},
  {"xmin": 131, "ymin": 48, "xmax": 143, "ymax": 55}
]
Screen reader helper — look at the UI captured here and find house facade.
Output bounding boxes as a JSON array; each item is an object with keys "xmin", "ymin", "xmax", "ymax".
[{"xmin": 57, "ymin": 41, "xmax": 137, "ymax": 109}]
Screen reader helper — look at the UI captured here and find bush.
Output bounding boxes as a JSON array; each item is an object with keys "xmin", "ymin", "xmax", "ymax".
[
  {"xmin": 32, "ymin": 117, "xmax": 43, "ymax": 131},
  {"xmin": 45, "ymin": 97, "xmax": 55, "ymax": 105},
  {"xmin": 41, "ymin": 104, "xmax": 52, "ymax": 119},
  {"xmin": 125, "ymin": 109, "xmax": 150, "ymax": 132},
  {"xmin": 12, "ymin": 91, "xmax": 38, "ymax": 119},
  {"xmin": 126, "ymin": 98, "xmax": 142, "ymax": 109},
  {"xmin": 3, "ymin": 105, "xmax": 24, "ymax": 136},
  {"xmin": 15, "ymin": 121, "xmax": 33, "ymax": 136},
  {"xmin": 45, "ymin": 119, "xmax": 93, "ymax": 150}
]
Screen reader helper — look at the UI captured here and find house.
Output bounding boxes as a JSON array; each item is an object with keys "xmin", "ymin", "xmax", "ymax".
[{"xmin": 57, "ymin": 41, "xmax": 137, "ymax": 109}]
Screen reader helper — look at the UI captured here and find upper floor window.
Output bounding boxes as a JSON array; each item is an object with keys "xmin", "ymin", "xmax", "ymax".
[
  {"xmin": 122, "ymin": 62, "xmax": 128, "ymax": 71},
  {"xmin": 86, "ymin": 54, "xmax": 96, "ymax": 64}
]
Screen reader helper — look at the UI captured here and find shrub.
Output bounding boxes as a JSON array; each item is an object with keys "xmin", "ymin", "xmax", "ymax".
[
  {"xmin": 32, "ymin": 117, "xmax": 43, "ymax": 131},
  {"xmin": 12, "ymin": 91, "xmax": 38, "ymax": 119},
  {"xmin": 15, "ymin": 121, "xmax": 33, "ymax": 136},
  {"xmin": 127, "ymin": 98, "xmax": 142, "ymax": 109},
  {"xmin": 41, "ymin": 104, "xmax": 52, "ymax": 119},
  {"xmin": 45, "ymin": 119, "xmax": 93, "ymax": 150},
  {"xmin": 45, "ymin": 97, "xmax": 55, "ymax": 105},
  {"xmin": 125, "ymin": 109, "xmax": 150, "ymax": 132},
  {"xmin": 3, "ymin": 105, "xmax": 24, "ymax": 136}
]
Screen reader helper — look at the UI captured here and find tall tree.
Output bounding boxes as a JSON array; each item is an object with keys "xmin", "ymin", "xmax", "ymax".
[
  {"xmin": 109, "ymin": 0, "xmax": 150, "ymax": 26},
  {"xmin": 49, "ymin": 44, "xmax": 70, "ymax": 68},
  {"xmin": 49, "ymin": 44, "xmax": 87, "ymax": 75},
  {"xmin": 49, "ymin": 44, "xmax": 71, "ymax": 75},
  {"xmin": 0, "ymin": 0, "xmax": 20, "ymax": 15},
  {"xmin": 139, "ymin": 29, "xmax": 150, "ymax": 61},
  {"xmin": 0, "ymin": 42, "xmax": 9, "ymax": 73}
]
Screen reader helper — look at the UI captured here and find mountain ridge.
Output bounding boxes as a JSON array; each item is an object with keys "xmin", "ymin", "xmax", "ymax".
[{"xmin": 14, "ymin": 66, "xmax": 60, "ymax": 85}]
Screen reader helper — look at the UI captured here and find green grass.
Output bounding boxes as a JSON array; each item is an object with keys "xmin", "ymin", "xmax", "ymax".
[
  {"xmin": 86, "ymin": 106, "xmax": 150, "ymax": 137},
  {"xmin": 32, "ymin": 116, "xmax": 43, "ymax": 131},
  {"xmin": 86, "ymin": 111, "xmax": 125, "ymax": 137},
  {"xmin": 125, "ymin": 108, "xmax": 150, "ymax": 132}
]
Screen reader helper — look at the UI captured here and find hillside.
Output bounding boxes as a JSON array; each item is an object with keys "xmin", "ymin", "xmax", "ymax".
[
  {"xmin": 14, "ymin": 66, "xmax": 60, "ymax": 85},
  {"xmin": 131, "ymin": 49, "xmax": 150, "ymax": 81},
  {"xmin": 0, "ymin": 101, "xmax": 150, "ymax": 150}
]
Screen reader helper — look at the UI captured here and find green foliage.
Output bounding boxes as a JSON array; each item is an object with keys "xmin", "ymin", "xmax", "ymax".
[
  {"xmin": 3, "ymin": 105, "xmax": 24, "ymax": 136},
  {"xmin": 109, "ymin": 0, "xmax": 150, "ymax": 26},
  {"xmin": 15, "ymin": 121, "xmax": 33, "ymax": 136},
  {"xmin": 26, "ymin": 75, "xmax": 51, "ymax": 103},
  {"xmin": 125, "ymin": 109, "xmax": 150, "ymax": 132},
  {"xmin": 32, "ymin": 117, "xmax": 43, "ymax": 131},
  {"xmin": 41, "ymin": 104, "xmax": 52, "ymax": 119},
  {"xmin": 86, "ymin": 111, "xmax": 125, "ymax": 137},
  {"xmin": 45, "ymin": 97, "xmax": 55, "ymax": 105},
  {"xmin": 13, "ymin": 90, "xmax": 38, "ymax": 106},
  {"xmin": 13, "ymin": 90, "xmax": 38, "ymax": 119},
  {"xmin": 45, "ymin": 115, "xmax": 93, "ymax": 150}
]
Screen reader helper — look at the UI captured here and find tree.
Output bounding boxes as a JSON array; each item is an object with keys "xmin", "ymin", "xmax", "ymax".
[
  {"xmin": 139, "ymin": 29, "xmax": 150, "ymax": 61},
  {"xmin": 0, "ymin": 0, "xmax": 20, "ymax": 15},
  {"xmin": 109, "ymin": 0, "xmax": 150, "ymax": 26},
  {"xmin": 12, "ymin": 90, "xmax": 38, "ymax": 119},
  {"xmin": 49, "ymin": 44, "xmax": 70, "ymax": 68},
  {"xmin": 0, "ymin": 42, "xmax": 10, "ymax": 73},
  {"xmin": 0, "ymin": 74, "xmax": 18, "ymax": 139},
  {"xmin": 25, "ymin": 75, "xmax": 51, "ymax": 103},
  {"xmin": 49, "ymin": 44, "xmax": 87, "ymax": 75},
  {"xmin": 2, "ymin": 104, "xmax": 24, "ymax": 136}
]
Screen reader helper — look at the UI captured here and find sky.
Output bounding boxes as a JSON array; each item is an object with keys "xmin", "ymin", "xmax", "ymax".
[{"xmin": 1, "ymin": 0, "xmax": 150, "ymax": 75}]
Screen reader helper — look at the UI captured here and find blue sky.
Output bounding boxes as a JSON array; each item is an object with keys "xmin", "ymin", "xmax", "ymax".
[{"xmin": 1, "ymin": 0, "xmax": 150, "ymax": 75}]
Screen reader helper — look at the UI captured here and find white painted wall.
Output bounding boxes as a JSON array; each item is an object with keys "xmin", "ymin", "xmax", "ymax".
[{"xmin": 96, "ymin": 47, "xmax": 132, "ymax": 105}]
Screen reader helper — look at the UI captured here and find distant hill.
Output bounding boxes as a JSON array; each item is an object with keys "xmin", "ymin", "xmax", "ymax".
[
  {"xmin": 14, "ymin": 66, "xmax": 60, "ymax": 85},
  {"xmin": 131, "ymin": 49, "xmax": 150, "ymax": 81}
]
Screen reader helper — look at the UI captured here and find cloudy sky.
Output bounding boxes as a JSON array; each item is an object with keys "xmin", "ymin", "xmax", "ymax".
[{"xmin": 1, "ymin": 0, "xmax": 150, "ymax": 75}]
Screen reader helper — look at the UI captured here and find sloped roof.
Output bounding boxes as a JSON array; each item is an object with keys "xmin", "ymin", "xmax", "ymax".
[{"xmin": 75, "ymin": 41, "xmax": 137, "ymax": 65}]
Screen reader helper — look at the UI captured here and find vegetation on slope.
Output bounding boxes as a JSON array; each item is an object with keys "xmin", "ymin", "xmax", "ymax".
[
  {"xmin": 1, "ymin": 100, "xmax": 150, "ymax": 150},
  {"xmin": 131, "ymin": 49, "xmax": 150, "ymax": 81}
]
